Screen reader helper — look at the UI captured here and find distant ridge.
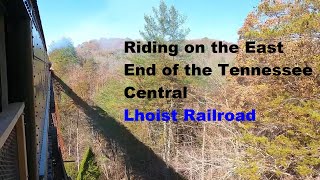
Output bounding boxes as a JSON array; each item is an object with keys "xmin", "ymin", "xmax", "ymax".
[{"xmin": 77, "ymin": 37, "xmax": 235, "ymax": 52}]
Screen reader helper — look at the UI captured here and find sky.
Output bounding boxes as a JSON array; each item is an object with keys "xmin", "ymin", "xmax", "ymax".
[{"xmin": 38, "ymin": 0, "xmax": 260, "ymax": 47}]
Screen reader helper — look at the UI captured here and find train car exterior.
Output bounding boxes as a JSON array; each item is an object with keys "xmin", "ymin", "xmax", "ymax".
[{"xmin": 0, "ymin": 0, "xmax": 57, "ymax": 179}]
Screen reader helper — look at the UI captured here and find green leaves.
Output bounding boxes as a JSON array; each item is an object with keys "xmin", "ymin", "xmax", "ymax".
[
  {"xmin": 77, "ymin": 147, "xmax": 101, "ymax": 180},
  {"xmin": 49, "ymin": 39, "xmax": 79, "ymax": 75},
  {"xmin": 140, "ymin": 0, "xmax": 189, "ymax": 44}
]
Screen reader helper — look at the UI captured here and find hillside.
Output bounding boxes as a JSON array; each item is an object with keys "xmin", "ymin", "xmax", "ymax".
[
  {"xmin": 48, "ymin": 0, "xmax": 320, "ymax": 179},
  {"xmin": 50, "ymin": 37, "xmax": 236, "ymax": 179}
]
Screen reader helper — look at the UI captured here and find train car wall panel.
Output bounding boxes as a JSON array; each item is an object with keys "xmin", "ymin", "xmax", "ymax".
[
  {"xmin": 24, "ymin": 0, "xmax": 47, "ymax": 52},
  {"xmin": 0, "ymin": 0, "xmax": 52, "ymax": 178},
  {"xmin": 33, "ymin": 59, "xmax": 46, "ymax": 157},
  {"xmin": 32, "ymin": 24, "xmax": 46, "ymax": 61},
  {"xmin": 32, "ymin": 19, "xmax": 50, "ymax": 175},
  {"xmin": 39, "ymin": 73, "xmax": 51, "ymax": 178}
]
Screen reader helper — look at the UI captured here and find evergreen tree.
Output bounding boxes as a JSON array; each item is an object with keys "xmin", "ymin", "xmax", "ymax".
[
  {"xmin": 140, "ymin": 0, "xmax": 189, "ymax": 44},
  {"xmin": 49, "ymin": 38, "xmax": 79, "ymax": 74},
  {"xmin": 77, "ymin": 147, "xmax": 101, "ymax": 180}
]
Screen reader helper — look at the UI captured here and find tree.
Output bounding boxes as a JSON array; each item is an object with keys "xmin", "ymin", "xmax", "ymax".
[
  {"xmin": 49, "ymin": 38, "xmax": 79, "ymax": 74},
  {"xmin": 232, "ymin": 0, "xmax": 320, "ymax": 179},
  {"xmin": 140, "ymin": 0, "xmax": 190, "ymax": 44},
  {"xmin": 77, "ymin": 147, "xmax": 101, "ymax": 180},
  {"xmin": 138, "ymin": 1, "xmax": 193, "ymax": 169}
]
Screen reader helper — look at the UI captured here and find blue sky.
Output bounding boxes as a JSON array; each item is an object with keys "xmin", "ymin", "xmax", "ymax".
[{"xmin": 38, "ymin": 0, "xmax": 260, "ymax": 46}]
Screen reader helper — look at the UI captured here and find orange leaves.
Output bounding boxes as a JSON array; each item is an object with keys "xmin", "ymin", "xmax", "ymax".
[{"xmin": 233, "ymin": 0, "xmax": 320, "ymax": 178}]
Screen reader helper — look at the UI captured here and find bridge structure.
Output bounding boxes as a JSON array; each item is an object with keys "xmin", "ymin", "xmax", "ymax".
[{"xmin": 0, "ymin": 0, "xmax": 67, "ymax": 179}]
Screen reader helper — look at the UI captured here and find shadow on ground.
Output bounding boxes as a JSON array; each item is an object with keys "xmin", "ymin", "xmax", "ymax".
[{"xmin": 52, "ymin": 74, "xmax": 185, "ymax": 180}]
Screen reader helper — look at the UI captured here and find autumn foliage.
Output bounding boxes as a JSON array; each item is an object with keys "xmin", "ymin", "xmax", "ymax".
[
  {"xmin": 231, "ymin": 0, "xmax": 320, "ymax": 179},
  {"xmin": 49, "ymin": 0, "xmax": 319, "ymax": 179}
]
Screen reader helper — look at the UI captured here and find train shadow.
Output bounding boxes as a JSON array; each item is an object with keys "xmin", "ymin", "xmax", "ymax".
[{"xmin": 52, "ymin": 73, "xmax": 185, "ymax": 180}]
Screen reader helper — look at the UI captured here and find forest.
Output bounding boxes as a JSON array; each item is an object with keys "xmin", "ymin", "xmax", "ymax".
[{"xmin": 49, "ymin": 0, "xmax": 320, "ymax": 179}]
